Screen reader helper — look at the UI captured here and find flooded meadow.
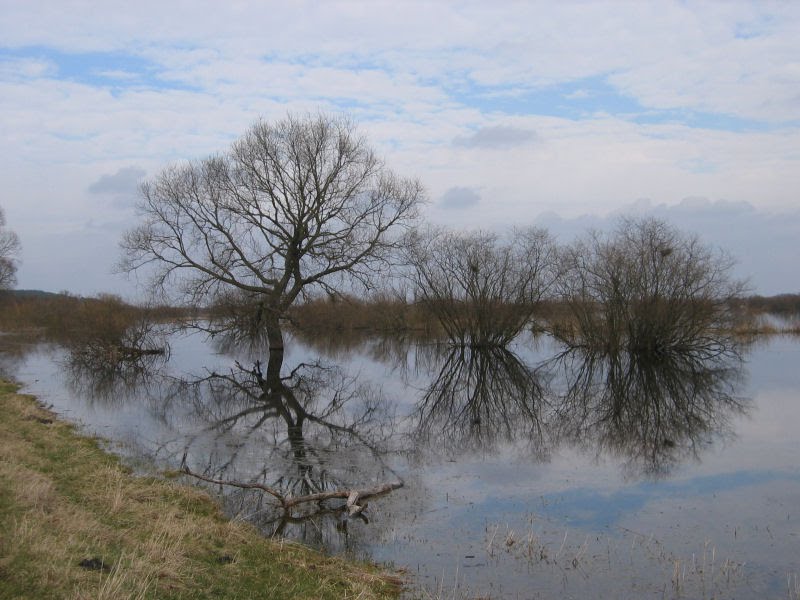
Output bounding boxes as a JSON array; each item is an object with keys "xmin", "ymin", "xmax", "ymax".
[{"xmin": 3, "ymin": 327, "xmax": 800, "ymax": 599}]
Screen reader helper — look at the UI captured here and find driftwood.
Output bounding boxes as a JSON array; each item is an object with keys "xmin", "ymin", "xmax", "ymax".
[{"xmin": 179, "ymin": 458, "xmax": 402, "ymax": 516}]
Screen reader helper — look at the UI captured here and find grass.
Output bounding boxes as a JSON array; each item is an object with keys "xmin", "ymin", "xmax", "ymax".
[
  {"xmin": 479, "ymin": 519, "xmax": 752, "ymax": 600},
  {"xmin": 0, "ymin": 379, "xmax": 401, "ymax": 600}
]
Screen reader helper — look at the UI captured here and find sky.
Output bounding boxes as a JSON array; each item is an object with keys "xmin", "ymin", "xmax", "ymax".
[{"xmin": 1, "ymin": 1, "xmax": 798, "ymax": 298}]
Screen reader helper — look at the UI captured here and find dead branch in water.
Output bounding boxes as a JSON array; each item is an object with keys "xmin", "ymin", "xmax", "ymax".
[{"xmin": 179, "ymin": 455, "xmax": 403, "ymax": 516}]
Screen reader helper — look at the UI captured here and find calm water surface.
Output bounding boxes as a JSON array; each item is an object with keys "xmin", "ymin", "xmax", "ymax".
[{"xmin": 3, "ymin": 330, "xmax": 800, "ymax": 599}]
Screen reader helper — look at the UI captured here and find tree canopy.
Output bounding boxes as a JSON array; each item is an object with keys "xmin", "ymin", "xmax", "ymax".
[{"xmin": 121, "ymin": 113, "xmax": 423, "ymax": 348}]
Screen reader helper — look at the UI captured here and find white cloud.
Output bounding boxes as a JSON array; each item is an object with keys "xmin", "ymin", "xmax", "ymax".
[
  {"xmin": 94, "ymin": 69, "xmax": 140, "ymax": 81},
  {"xmin": 1, "ymin": 1, "xmax": 798, "ymax": 295},
  {"xmin": 0, "ymin": 56, "xmax": 54, "ymax": 79},
  {"xmin": 2, "ymin": 3, "xmax": 797, "ymax": 121}
]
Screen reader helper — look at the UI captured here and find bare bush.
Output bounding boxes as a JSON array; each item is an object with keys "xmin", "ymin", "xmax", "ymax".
[
  {"xmin": 405, "ymin": 227, "xmax": 558, "ymax": 347},
  {"xmin": 555, "ymin": 217, "xmax": 747, "ymax": 356}
]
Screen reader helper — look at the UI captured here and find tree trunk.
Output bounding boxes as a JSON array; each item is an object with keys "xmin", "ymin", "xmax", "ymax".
[{"xmin": 265, "ymin": 314, "xmax": 284, "ymax": 352}]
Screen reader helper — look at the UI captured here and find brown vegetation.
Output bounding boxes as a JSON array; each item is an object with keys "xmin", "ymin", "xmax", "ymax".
[
  {"xmin": 287, "ymin": 292, "xmax": 434, "ymax": 333},
  {"xmin": 742, "ymin": 293, "xmax": 800, "ymax": 316},
  {"xmin": 0, "ymin": 292, "xmax": 185, "ymax": 342}
]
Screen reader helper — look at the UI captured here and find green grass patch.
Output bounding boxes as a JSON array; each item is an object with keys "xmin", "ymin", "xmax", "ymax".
[{"xmin": 0, "ymin": 380, "xmax": 401, "ymax": 599}]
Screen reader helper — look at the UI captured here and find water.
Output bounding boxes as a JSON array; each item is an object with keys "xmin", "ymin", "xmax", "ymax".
[{"xmin": 3, "ymin": 330, "xmax": 800, "ymax": 599}]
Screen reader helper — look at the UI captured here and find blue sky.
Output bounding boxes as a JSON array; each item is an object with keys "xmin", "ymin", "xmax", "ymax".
[{"xmin": 1, "ymin": 1, "xmax": 798, "ymax": 296}]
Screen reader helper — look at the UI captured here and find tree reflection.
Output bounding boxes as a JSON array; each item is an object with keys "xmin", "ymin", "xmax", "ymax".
[
  {"xmin": 548, "ymin": 346, "xmax": 749, "ymax": 478},
  {"xmin": 63, "ymin": 319, "xmax": 169, "ymax": 402},
  {"xmin": 0, "ymin": 332, "xmax": 39, "ymax": 380},
  {"xmin": 61, "ymin": 321, "xmax": 405, "ymax": 552},
  {"xmin": 166, "ymin": 341, "xmax": 402, "ymax": 551},
  {"xmin": 410, "ymin": 344, "xmax": 550, "ymax": 458}
]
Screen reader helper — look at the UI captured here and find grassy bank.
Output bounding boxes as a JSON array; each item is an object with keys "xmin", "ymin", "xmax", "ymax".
[{"xmin": 0, "ymin": 380, "xmax": 400, "ymax": 600}]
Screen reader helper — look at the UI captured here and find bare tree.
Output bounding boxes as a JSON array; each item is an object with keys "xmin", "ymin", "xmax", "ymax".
[
  {"xmin": 120, "ymin": 113, "xmax": 423, "ymax": 350},
  {"xmin": 405, "ymin": 227, "xmax": 558, "ymax": 347},
  {"xmin": 0, "ymin": 207, "xmax": 20, "ymax": 289},
  {"xmin": 555, "ymin": 216, "xmax": 747, "ymax": 355}
]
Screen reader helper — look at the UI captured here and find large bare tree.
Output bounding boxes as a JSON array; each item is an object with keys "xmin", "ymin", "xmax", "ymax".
[
  {"xmin": 120, "ymin": 114, "xmax": 423, "ymax": 350},
  {"xmin": 0, "ymin": 207, "xmax": 20, "ymax": 290}
]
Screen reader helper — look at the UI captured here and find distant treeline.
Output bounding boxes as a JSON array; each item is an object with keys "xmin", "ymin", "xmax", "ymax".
[
  {"xmin": 287, "ymin": 293, "xmax": 798, "ymax": 336},
  {"xmin": 740, "ymin": 293, "xmax": 800, "ymax": 316}
]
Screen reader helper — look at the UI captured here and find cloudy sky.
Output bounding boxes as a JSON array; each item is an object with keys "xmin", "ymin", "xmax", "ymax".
[{"xmin": 1, "ymin": 1, "xmax": 798, "ymax": 297}]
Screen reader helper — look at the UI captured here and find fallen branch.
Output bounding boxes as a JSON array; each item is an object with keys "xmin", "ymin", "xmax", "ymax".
[
  {"xmin": 179, "ymin": 462, "xmax": 287, "ymax": 507},
  {"xmin": 284, "ymin": 481, "xmax": 404, "ymax": 515},
  {"xmin": 178, "ymin": 456, "xmax": 402, "ymax": 516}
]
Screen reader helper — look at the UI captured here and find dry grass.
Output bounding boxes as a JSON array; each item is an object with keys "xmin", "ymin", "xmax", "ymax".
[
  {"xmin": 481, "ymin": 518, "xmax": 750, "ymax": 600},
  {"xmin": 0, "ymin": 380, "xmax": 401, "ymax": 600}
]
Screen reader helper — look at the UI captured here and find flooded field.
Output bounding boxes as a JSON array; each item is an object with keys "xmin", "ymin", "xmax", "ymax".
[{"xmin": 3, "ymin": 329, "xmax": 800, "ymax": 599}]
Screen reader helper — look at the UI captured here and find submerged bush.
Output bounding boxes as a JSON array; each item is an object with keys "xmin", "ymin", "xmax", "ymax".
[
  {"xmin": 405, "ymin": 226, "xmax": 558, "ymax": 347},
  {"xmin": 555, "ymin": 217, "xmax": 747, "ymax": 356}
]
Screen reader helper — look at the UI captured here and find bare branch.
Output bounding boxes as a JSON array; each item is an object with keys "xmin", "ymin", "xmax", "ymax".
[
  {"xmin": 404, "ymin": 226, "xmax": 558, "ymax": 346},
  {"xmin": 180, "ymin": 459, "xmax": 402, "ymax": 515},
  {"xmin": 554, "ymin": 216, "xmax": 747, "ymax": 355}
]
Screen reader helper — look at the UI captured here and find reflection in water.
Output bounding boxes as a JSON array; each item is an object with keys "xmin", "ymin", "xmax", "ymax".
[
  {"xmin": 64, "ymin": 326, "xmax": 170, "ymax": 403},
  {"xmin": 290, "ymin": 325, "xmax": 424, "ymax": 370},
  {"xmin": 10, "ymin": 322, "xmax": 771, "ymax": 595},
  {"xmin": 548, "ymin": 346, "xmax": 749, "ymax": 478},
  {"xmin": 157, "ymin": 342, "xmax": 403, "ymax": 551},
  {"xmin": 0, "ymin": 332, "xmax": 37, "ymax": 379},
  {"xmin": 59, "ymin": 325, "xmax": 751, "ymax": 486},
  {"xmin": 56, "ymin": 323, "xmax": 407, "ymax": 553},
  {"xmin": 411, "ymin": 344, "xmax": 549, "ymax": 458},
  {"xmin": 177, "ymin": 351, "xmax": 398, "ymax": 490}
]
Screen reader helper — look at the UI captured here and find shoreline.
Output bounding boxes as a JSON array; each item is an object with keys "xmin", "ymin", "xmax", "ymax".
[{"xmin": 0, "ymin": 379, "xmax": 401, "ymax": 599}]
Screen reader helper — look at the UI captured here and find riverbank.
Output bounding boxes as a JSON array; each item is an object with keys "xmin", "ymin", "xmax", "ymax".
[{"xmin": 0, "ymin": 379, "xmax": 401, "ymax": 599}]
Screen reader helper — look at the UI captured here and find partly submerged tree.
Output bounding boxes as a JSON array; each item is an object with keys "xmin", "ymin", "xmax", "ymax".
[
  {"xmin": 405, "ymin": 227, "xmax": 558, "ymax": 347},
  {"xmin": 555, "ymin": 216, "xmax": 747, "ymax": 356},
  {"xmin": 0, "ymin": 207, "xmax": 21, "ymax": 289},
  {"xmin": 120, "ymin": 113, "xmax": 423, "ymax": 351}
]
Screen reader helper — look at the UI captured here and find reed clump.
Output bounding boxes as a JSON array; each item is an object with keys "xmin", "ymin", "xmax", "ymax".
[{"xmin": 0, "ymin": 291, "xmax": 186, "ymax": 343}]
